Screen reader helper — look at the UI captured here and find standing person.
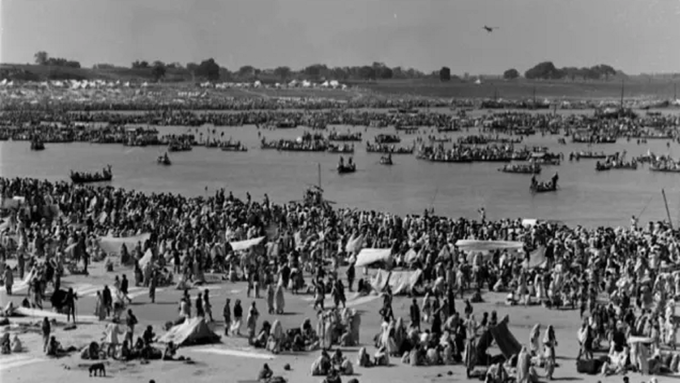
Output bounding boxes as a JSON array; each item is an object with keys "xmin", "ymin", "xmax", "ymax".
[
  {"xmin": 173, "ymin": 250, "xmax": 181, "ymax": 275},
  {"xmin": 41, "ymin": 317, "xmax": 51, "ymax": 353},
  {"xmin": 126, "ymin": 309, "xmax": 138, "ymax": 345},
  {"xmin": 222, "ymin": 298, "xmax": 231, "ymax": 336},
  {"xmin": 232, "ymin": 299, "xmax": 243, "ymax": 336},
  {"xmin": 3, "ymin": 265, "xmax": 13, "ymax": 295},
  {"xmin": 103, "ymin": 285, "xmax": 112, "ymax": 316},
  {"xmin": 346, "ymin": 262, "xmax": 355, "ymax": 292},
  {"xmin": 543, "ymin": 325, "xmax": 558, "ymax": 380},
  {"xmin": 203, "ymin": 290, "xmax": 213, "ymax": 322},
  {"xmin": 195, "ymin": 293, "xmax": 204, "ymax": 318},
  {"xmin": 65, "ymin": 287, "xmax": 77, "ymax": 324},
  {"xmin": 94, "ymin": 291, "xmax": 106, "ymax": 321},
  {"xmin": 120, "ymin": 275, "xmax": 132, "ymax": 303},
  {"xmin": 148, "ymin": 270, "xmax": 157, "ymax": 303},
  {"xmin": 410, "ymin": 298, "xmax": 421, "ymax": 330},
  {"xmin": 246, "ymin": 301, "xmax": 259, "ymax": 345}
]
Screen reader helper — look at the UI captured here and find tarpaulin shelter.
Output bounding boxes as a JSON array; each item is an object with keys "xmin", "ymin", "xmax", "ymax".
[
  {"xmin": 98, "ymin": 233, "xmax": 151, "ymax": 257},
  {"xmin": 229, "ymin": 236, "xmax": 265, "ymax": 252},
  {"xmin": 475, "ymin": 315, "xmax": 522, "ymax": 359},
  {"xmin": 345, "ymin": 233, "xmax": 364, "ymax": 255},
  {"xmin": 370, "ymin": 269, "xmax": 422, "ymax": 295},
  {"xmin": 158, "ymin": 317, "xmax": 220, "ymax": 346},
  {"xmin": 355, "ymin": 248, "xmax": 391, "ymax": 268},
  {"xmin": 525, "ymin": 246, "xmax": 548, "ymax": 269},
  {"xmin": 455, "ymin": 240, "xmax": 524, "ymax": 252}
]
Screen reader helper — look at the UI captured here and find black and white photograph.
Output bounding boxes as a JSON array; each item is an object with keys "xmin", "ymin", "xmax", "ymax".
[{"xmin": 1, "ymin": 1, "xmax": 679, "ymax": 382}]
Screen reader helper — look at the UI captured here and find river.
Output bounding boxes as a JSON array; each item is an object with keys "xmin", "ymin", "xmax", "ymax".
[{"xmin": 1, "ymin": 122, "xmax": 679, "ymax": 228}]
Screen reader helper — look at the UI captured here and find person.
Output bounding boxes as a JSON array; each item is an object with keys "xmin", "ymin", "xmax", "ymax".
[
  {"xmin": 126, "ymin": 309, "xmax": 138, "ymax": 345},
  {"xmin": 120, "ymin": 274, "xmax": 132, "ymax": 303},
  {"xmin": 103, "ymin": 285, "xmax": 112, "ymax": 316},
  {"xmin": 232, "ymin": 299, "xmax": 243, "ymax": 336},
  {"xmin": 346, "ymin": 262, "xmax": 355, "ymax": 292},
  {"xmin": 42, "ymin": 317, "xmax": 51, "ymax": 353},
  {"xmin": 195, "ymin": 293, "xmax": 204, "ymax": 318},
  {"xmin": 94, "ymin": 291, "xmax": 106, "ymax": 321},
  {"xmin": 410, "ymin": 298, "xmax": 421, "ymax": 330},
  {"xmin": 223, "ymin": 298, "xmax": 231, "ymax": 336},
  {"xmin": 258, "ymin": 363, "xmax": 273, "ymax": 381},
  {"xmin": 143, "ymin": 325, "xmax": 155, "ymax": 346},
  {"xmin": 148, "ymin": 270, "xmax": 157, "ymax": 303},
  {"xmin": 3, "ymin": 265, "xmax": 13, "ymax": 295},
  {"xmin": 247, "ymin": 301, "xmax": 259, "ymax": 344},
  {"xmin": 203, "ymin": 290, "xmax": 213, "ymax": 322},
  {"xmin": 64, "ymin": 288, "xmax": 77, "ymax": 323}
]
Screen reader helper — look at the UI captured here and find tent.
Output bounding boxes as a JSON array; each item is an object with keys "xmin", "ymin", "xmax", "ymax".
[
  {"xmin": 476, "ymin": 315, "xmax": 522, "ymax": 359},
  {"xmin": 370, "ymin": 269, "xmax": 422, "ymax": 295},
  {"xmin": 229, "ymin": 236, "xmax": 265, "ymax": 252},
  {"xmin": 455, "ymin": 240, "xmax": 523, "ymax": 252},
  {"xmin": 355, "ymin": 248, "xmax": 391, "ymax": 268},
  {"xmin": 139, "ymin": 249, "xmax": 153, "ymax": 270},
  {"xmin": 525, "ymin": 246, "xmax": 547, "ymax": 268},
  {"xmin": 345, "ymin": 234, "xmax": 364, "ymax": 255},
  {"xmin": 158, "ymin": 317, "xmax": 220, "ymax": 346},
  {"xmin": 98, "ymin": 233, "xmax": 151, "ymax": 257}
]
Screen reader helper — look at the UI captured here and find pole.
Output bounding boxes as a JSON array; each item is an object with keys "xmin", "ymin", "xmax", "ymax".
[
  {"xmin": 317, "ymin": 163, "xmax": 321, "ymax": 189},
  {"xmin": 662, "ymin": 189, "xmax": 674, "ymax": 230}
]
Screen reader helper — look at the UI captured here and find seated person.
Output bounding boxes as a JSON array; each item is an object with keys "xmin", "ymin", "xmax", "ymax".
[
  {"xmin": 425, "ymin": 346, "xmax": 441, "ymax": 365},
  {"xmin": 323, "ymin": 369, "xmax": 342, "ymax": 383},
  {"xmin": 357, "ymin": 347, "xmax": 373, "ymax": 367},
  {"xmin": 485, "ymin": 362, "xmax": 508, "ymax": 383},
  {"xmin": 46, "ymin": 336, "xmax": 65, "ymax": 357},
  {"xmin": 311, "ymin": 350, "xmax": 332, "ymax": 376},
  {"xmin": 254, "ymin": 322, "xmax": 271, "ymax": 348},
  {"xmin": 374, "ymin": 345, "xmax": 390, "ymax": 366},
  {"xmin": 119, "ymin": 340, "xmax": 132, "ymax": 361},
  {"xmin": 143, "ymin": 326, "xmax": 156, "ymax": 346},
  {"xmin": 0, "ymin": 333, "xmax": 11, "ymax": 355},
  {"xmin": 163, "ymin": 341, "xmax": 178, "ymax": 361},
  {"xmin": 258, "ymin": 363, "xmax": 273, "ymax": 381}
]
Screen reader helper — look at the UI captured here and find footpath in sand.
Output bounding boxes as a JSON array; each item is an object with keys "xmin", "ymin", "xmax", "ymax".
[{"xmin": 0, "ymin": 262, "xmax": 657, "ymax": 383}]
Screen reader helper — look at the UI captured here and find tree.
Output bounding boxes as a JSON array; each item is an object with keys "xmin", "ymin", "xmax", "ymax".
[
  {"xmin": 238, "ymin": 65, "xmax": 255, "ymax": 79},
  {"xmin": 131, "ymin": 60, "xmax": 149, "ymax": 69},
  {"xmin": 34, "ymin": 51, "xmax": 49, "ymax": 66},
  {"xmin": 151, "ymin": 61, "xmax": 167, "ymax": 82},
  {"xmin": 503, "ymin": 68, "xmax": 520, "ymax": 80},
  {"xmin": 358, "ymin": 66, "xmax": 376, "ymax": 80},
  {"xmin": 273, "ymin": 66, "xmax": 291, "ymax": 80},
  {"xmin": 186, "ymin": 63, "xmax": 199, "ymax": 73},
  {"xmin": 196, "ymin": 58, "xmax": 220, "ymax": 81},
  {"xmin": 524, "ymin": 61, "xmax": 563, "ymax": 80},
  {"xmin": 440, "ymin": 67, "xmax": 451, "ymax": 81}
]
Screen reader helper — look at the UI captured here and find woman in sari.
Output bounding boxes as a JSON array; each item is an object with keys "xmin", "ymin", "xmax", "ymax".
[
  {"xmin": 529, "ymin": 324, "xmax": 541, "ymax": 356},
  {"xmin": 94, "ymin": 291, "xmax": 106, "ymax": 320},
  {"xmin": 275, "ymin": 283, "xmax": 285, "ymax": 314},
  {"xmin": 543, "ymin": 325, "xmax": 558, "ymax": 380},
  {"xmin": 246, "ymin": 301, "xmax": 259, "ymax": 344},
  {"xmin": 516, "ymin": 346, "xmax": 531, "ymax": 383},
  {"xmin": 464, "ymin": 337, "xmax": 477, "ymax": 378}
]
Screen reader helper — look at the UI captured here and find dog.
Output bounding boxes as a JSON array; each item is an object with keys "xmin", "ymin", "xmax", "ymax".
[{"xmin": 88, "ymin": 363, "xmax": 106, "ymax": 377}]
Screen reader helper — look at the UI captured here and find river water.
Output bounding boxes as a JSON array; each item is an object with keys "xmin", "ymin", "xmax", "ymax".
[{"xmin": 1, "ymin": 120, "xmax": 679, "ymax": 228}]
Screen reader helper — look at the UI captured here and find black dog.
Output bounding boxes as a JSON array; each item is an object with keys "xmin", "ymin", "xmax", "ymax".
[{"xmin": 88, "ymin": 363, "xmax": 106, "ymax": 377}]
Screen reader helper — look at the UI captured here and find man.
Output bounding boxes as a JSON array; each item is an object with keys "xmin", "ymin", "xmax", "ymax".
[
  {"xmin": 102, "ymin": 285, "xmax": 112, "ymax": 316},
  {"xmin": 148, "ymin": 271, "xmax": 157, "ymax": 303},
  {"xmin": 64, "ymin": 288, "xmax": 77, "ymax": 324},
  {"xmin": 410, "ymin": 298, "xmax": 421, "ymax": 330},
  {"xmin": 3, "ymin": 265, "xmax": 13, "ymax": 295},
  {"xmin": 120, "ymin": 275, "xmax": 132, "ymax": 303},
  {"xmin": 41, "ymin": 317, "xmax": 51, "ymax": 353},
  {"xmin": 126, "ymin": 309, "xmax": 138, "ymax": 344},
  {"xmin": 346, "ymin": 262, "xmax": 355, "ymax": 292}
]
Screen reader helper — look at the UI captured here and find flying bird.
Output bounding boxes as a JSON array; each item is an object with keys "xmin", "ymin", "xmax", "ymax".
[{"xmin": 483, "ymin": 26, "xmax": 498, "ymax": 33}]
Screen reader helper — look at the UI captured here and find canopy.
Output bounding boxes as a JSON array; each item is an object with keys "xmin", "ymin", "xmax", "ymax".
[
  {"xmin": 455, "ymin": 240, "xmax": 523, "ymax": 252},
  {"xmin": 159, "ymin": 317, "xmax": 220, "ymax": 346},
  {"xmin": 476, "ymin": 315, "xmax": 522, "ymax": 358},
  {"xmin": 139, "ymin": 249, "xmax": 153, "ymax": 270},
  {"xmin": 98, "ymin": 233, "xmax": 151, "ymax": 257},
  {"xmin": 526, "ymin": 246, "xmax": 547, "ymax": 269},
  {"xmin": 229, "ymin": 236, "xmax": 265, "ymax": 252},
  {"xmin": 345, "ymin": 233, "xmax": 364, "ymax": 255},
  {"xmin": 371, "ymin": 269, "xmax": 422, "ymax": 295},
  {"xmin": 355, "ymin": 248, "xmax": 391, "ymax": 268}
]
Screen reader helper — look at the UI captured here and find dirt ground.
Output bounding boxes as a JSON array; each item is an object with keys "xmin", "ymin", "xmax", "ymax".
[{"xmin": 0, "ymin": 262, "xmax": 667, "ymax": 383}]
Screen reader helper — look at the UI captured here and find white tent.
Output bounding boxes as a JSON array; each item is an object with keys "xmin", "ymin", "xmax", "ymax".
[
  {"xmin": 355, "ymin": 248, "xmax": 391, "ymax": 268},
  {"xmin": 302, "ymin": 80, "xmax": 311, "ymax": 88},
  {"xmin": 454, "ymin": 240, "xmax": 523, "ymax": 252},
  {"xmin": 229, "ymin": 236, "xmax": 265, "ymax": 252},
  {"xmin": 330, "ymin": 80, "xmax": 340, "ymax": 88}
]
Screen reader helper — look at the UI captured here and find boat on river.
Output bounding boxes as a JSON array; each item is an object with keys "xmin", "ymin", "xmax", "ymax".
[
  {"xmin": 380, "ymin": 155, "xmax": 393, "ymax": 165},
  {"xmin": 337, "ymin": 157, "xmax": 356, "ymax": 174},
  {"xmin": 499, "ymin": 163, "xmax": 541, "ymax": 174},
  {"xmin": 70, "ymin": 165, "xmax": 113, "ymax": 184},
  {"xmin": 30, "ymin": 139, "xmax": 45, "ymax": 151},
  {"xmin": 530, "ymin": 174, "xmax": 559, "ymax": 193},
  {"xmin": 157, "ymin": 153, "xmax": 171, "ymax": 165}
]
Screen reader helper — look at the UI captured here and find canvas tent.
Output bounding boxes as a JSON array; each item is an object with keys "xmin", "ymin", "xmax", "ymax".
[
  {"xmin": 158, "ymin": 317, "xmax": 220, "ymax": 346},
  {"xmin": 98, "ymin": 233, "xmax": 151, "ymax": 257},
  {"xmin": 370, "ymin": 269, "xmax": 422, "ymax": 295},
  {"xmin": 455, "ymin": 240, "xmax": 523, "ymax": 252},
  {"xmin": 229, "ymin": 236, "xmax": 265, "ymax": 252},
  {"xmin": 525, "ymin": 246, "xmax": 547, "ymax": 268},
  {"xmin": 475, "ymin": 315, "xmax": 522, "ymax": 358},
  {"xmin": 355, "ymin": 248, "xmax": 391, "ymax": 268}
]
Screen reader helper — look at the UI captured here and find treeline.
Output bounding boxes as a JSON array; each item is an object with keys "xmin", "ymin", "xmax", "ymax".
[
  {"xmin": 506, "ymin": 61, "xmax": 623, "ymax": 81},
  {"xmin": 33, "ymin": 51, "xmax": 80, "ymax": 68}
]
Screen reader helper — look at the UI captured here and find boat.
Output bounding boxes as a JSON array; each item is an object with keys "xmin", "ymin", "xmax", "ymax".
[
  {"xmin": 499, "ymin": 163, "xmax": 541, "ymax": 174},
  {"xmin": 380, "ymin": 155, "xmax": 393, "ymax": 165},
  {"xmin": 220, "ymin": 141, "xmax": 247, "ymax": 152},
  {"xmin": 611, "ymin": 161, "xmax": 638, "ymax": 170},
  {"xmin": 276, "ymin": 120, "xmax": 297, "ymax": 129},
  {"xmin": 530, "ymin": 174, "xmax": 559, "ymax": 193},
  {"xmin": 70, "ymin": 165, "xmax": 113, "ymax": 184},
  {"xmin": 650, "ymin": 164, "xmax": 680, "ymax": 173},
  {"xmin": 30, "ymin": 139, "xmax": 45, "ymax": 151},
  {"xmin": 595, "ymin": 162, "xmax": 612, "ymax": 171},
  {"xmin": 374, "ymin": 134, "xmax": 401, "ymax": 144},
  {"xmin": 571, "ymin": 151, "xmax": 607, "ymax": 160},
  {"xmin": 327, "ymin": 144, "xmax": 354, "ymax": 154},
  {"xmin": 157, "ymin": 154, "xmax": 171, "ymax": 165},
  {"xmin": 337, "ymin": 158, "xmax": 356, "ymax": 174},
  {"xmin": 328, "ymin": 132, "xmax": 362, "ymax": 142}
]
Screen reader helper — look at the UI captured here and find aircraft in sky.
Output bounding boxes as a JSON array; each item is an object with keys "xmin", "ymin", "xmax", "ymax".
[{"xmin": 483, "ymin": 26, "xmax": 498, "ymax": 33}]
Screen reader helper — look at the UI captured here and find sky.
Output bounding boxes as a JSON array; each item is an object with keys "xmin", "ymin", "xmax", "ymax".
[{"xmin": 1, "ymin": 0, "xmax": 679, "ymax": 75}]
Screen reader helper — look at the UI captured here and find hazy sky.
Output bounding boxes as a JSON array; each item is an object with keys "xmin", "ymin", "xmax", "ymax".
[{"xmin": 1, "ymin": 0, "xmax": 679, "ymax": 74}]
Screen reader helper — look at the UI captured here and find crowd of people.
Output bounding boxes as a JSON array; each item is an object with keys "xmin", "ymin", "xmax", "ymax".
[{"xmin": 1, "ymin": 175, "xmax": 680, "ymax": 381}]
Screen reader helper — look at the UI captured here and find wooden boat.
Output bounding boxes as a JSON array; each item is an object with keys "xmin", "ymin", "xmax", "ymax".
[
  {"xmin": 380, "ymin": 155, "xmax": 393, "ymax": 165},
  {"xmin": 70, "ymin": 165, "xmax": 113, "ymax": 184},
  {"xmin": 650, "ymin": 164, "xmax": 680, "ymax": 173},
  {"xmin": 612, "ymin": 162, "xmax": 638, "ymax": 170},
  {"xmin": 337, "ymin": 162, "xmax": 356, "ymax": 174},
  {"xmin": 157, "ymin": 154, "xmax": 171, "ymax": 165},
  {"xmin": 327, "ymin": 144, "xmax": 354, "ymax": 154},
  {"xmin": 530, "ymin": 182, "xmax": 558, "ymax": 193},
  {"xmin": 276, "ymin": 120, "xmax": 297, "ymax": 129},
  {"xmin": 573, "ymin": 151, "xmax": 607, "ymax": 160},
  {"xmin": 328, "ymin": 132, "xmax": 362, "ymax": 142},
  {"xmin": 374, "ymin": 134, "xmax": 401, "ymax": 144},
  {"xmin": 595, "ymin": 162, "xmax": 612, "ymax": 171},
  {"xmin": 30, "ymin": 140, "xmax": 45, "ymax": 151},
  {"xmin": 499, "ymin": 164, "xmax": 541, "ymax": 174},
  {"xmin": 220, "ymin": 141, "xmax": 247, "ymax": 152}
]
